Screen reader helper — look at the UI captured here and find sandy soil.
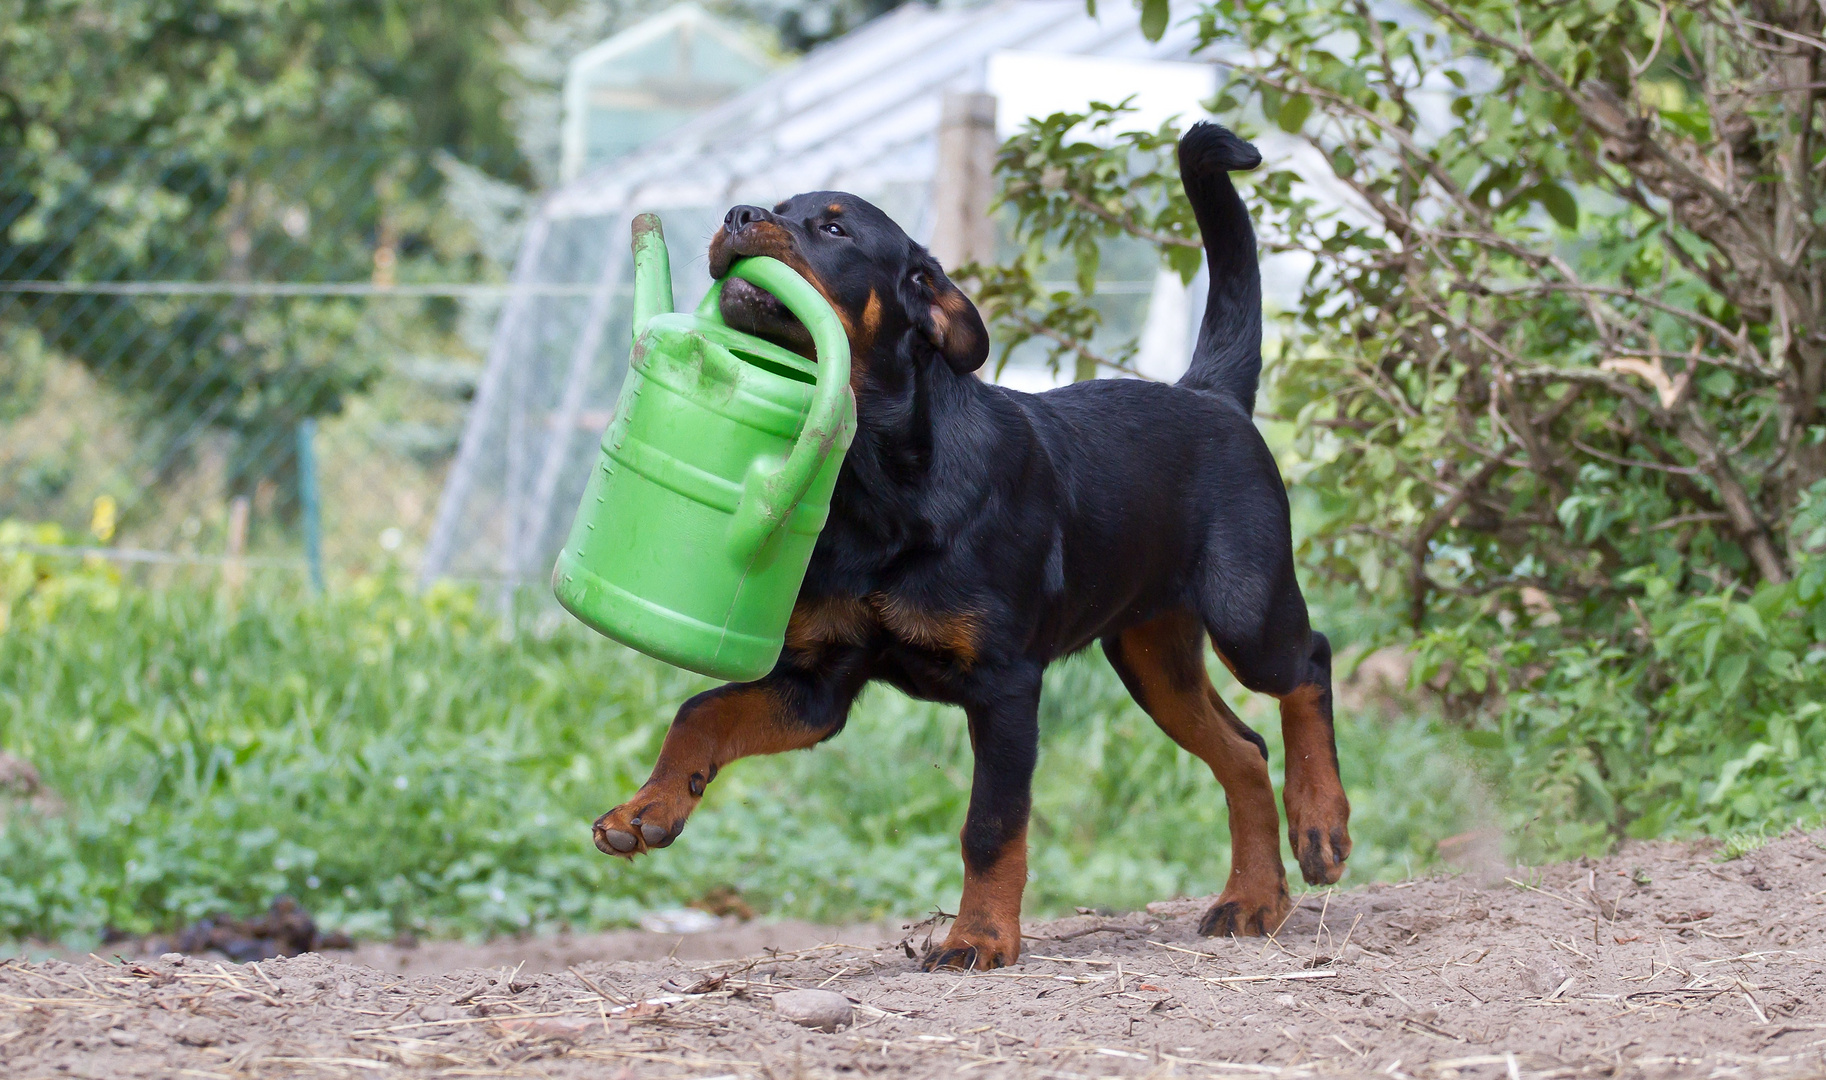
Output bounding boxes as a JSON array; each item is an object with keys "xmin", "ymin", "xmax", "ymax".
[{"xmin": 4, "ymin": 830, "xmax": 1824, "ymax": 1080}]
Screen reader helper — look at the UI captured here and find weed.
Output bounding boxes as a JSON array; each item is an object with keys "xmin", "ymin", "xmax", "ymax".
[{"xmin": 2, "ymin": 569, "xmax": 1490, "ymax": 948}]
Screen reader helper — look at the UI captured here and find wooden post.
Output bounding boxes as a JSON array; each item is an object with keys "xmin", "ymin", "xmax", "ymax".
[
  {"xmin": 929, "ymin": 91, "xmax": 998, "ymax": 272},
  {"xmin": 225, "ymin": 494, "xmax": 250, "ymax": 592}
]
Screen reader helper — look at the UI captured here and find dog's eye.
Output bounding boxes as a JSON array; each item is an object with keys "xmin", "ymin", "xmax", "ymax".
[
  {"xmin": 822, "ymin": 221, "xmax": 847, "ymax": 237},
  {"xmin": 911, "ymin": 271, "xmax": 928, "ymax": 289}
]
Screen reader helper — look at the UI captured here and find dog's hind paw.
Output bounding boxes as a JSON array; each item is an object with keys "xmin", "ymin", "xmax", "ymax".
[{"xmin": 1292, "ymin": 823, "xmax": 1352, "ymax": 886}]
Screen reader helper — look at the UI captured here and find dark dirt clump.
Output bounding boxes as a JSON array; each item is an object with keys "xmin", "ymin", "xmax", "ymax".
[
  {"xmin": 152, "ymin": 896, "xmax": 355, "ymax": 963},
  {"xmin": 4, "ymin": 830, "xmax": 1824, "ymax": 1079}
]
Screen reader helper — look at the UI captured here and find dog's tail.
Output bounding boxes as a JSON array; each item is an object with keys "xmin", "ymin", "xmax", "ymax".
[{"xmin": 1176, "ymin": 122, "xmax": 1263, "ymax": 411}]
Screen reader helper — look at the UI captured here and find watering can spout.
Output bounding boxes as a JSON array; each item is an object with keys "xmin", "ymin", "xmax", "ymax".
[{"xmin": 630, "ymin": 213, "xmax": 673, "ymax": 344}]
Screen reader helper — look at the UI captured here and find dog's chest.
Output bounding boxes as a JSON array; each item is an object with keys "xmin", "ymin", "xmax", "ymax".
[{"xmin": 785, "ymin": 594, "xmax": 979, "ymax": 668}]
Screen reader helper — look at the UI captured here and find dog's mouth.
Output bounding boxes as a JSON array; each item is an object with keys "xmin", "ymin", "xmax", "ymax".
[{"xmin": 718, "ymin": 276, "xmax": 816, "ymax": 356}]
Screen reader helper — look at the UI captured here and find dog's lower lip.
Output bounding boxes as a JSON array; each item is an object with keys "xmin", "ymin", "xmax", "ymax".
[
  {"xmin": 723, "ymin": 276, "xmax": 785, "ymax": 310},
  {"xmin": 721, "ymin": 277, "xmax": 809, "ymax": 340}
]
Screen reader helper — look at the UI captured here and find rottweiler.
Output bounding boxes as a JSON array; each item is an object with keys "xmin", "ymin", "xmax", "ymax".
[{"xmin": 591, "ymin": 122, "xmax": 1349, "ymax": 971}]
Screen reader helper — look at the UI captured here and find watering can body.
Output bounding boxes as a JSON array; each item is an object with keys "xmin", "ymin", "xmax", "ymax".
[{"xmin": 553, "ymin": 215, "xmax": 855, "ymax": 682}]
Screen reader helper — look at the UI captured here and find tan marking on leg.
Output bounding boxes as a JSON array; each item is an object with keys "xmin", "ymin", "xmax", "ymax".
[
  {"xmin": 1278, "ymin": 682, "xmax": 1352, "ymax": 885},
  {"xmin": 926, "ymin": 824, "xmax": 1026, "ymax": 970},
  {"xmin": 1114, "ymin": 611, "xmax": 1289, "ymax": 936},
  {"xmin": 593, "ymin": 683, "xmax": 834, "ymax": 858}
]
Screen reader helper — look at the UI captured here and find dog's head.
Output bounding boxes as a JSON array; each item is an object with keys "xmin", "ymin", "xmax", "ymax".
[{"xmin": 707, "ymin": 192, "xmax": 988, "ymax": 378}]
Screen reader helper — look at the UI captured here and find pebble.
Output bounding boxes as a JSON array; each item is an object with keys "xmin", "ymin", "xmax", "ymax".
[{"xmin": 772, "ymin": 988, "xmax": 853, "ymax": 1032}]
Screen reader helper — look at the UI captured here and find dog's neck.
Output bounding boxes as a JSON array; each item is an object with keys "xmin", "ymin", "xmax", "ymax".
[{"xmin": 825, "ymin": 334, "xmax": 987, "ymax": 562}]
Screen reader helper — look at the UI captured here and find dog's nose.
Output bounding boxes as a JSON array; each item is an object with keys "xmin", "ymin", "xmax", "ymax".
[{"xmin": 724, "ymin": 205, "xmax": 769, "ymax": 234}]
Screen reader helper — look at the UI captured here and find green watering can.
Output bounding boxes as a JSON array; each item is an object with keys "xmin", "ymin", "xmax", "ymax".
[{"xmin": 552, "ymin": 213, "xmax": 856, "ymax": 681}]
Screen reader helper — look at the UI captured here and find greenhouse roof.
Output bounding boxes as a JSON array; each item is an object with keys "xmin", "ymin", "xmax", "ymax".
[
  {"xmin": 544, "ymin": 0, "xmax": 1208, "ymax": 222},
  {"xmin": 559, "ymin": 5, "xmax": 777, "ymax": 182}
]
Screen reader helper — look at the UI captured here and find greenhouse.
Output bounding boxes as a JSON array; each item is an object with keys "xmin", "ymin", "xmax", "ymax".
[{"xmin": 420, "ymin": 0, "xmax": 1216, "ymax": 589}]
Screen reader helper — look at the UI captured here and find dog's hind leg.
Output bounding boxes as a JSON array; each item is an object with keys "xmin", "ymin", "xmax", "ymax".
[
  {"xmin": 923, "ymin": 663, "xmax": 1042, "ymax": 972},
  {"xmin": 1203, "ymin": 566, "xmax": 1353, "ymax": 887},
  {"xmin": 1103, "ymin": 610, "xmax": 1291, "ymax": 936},
  {"xmin": 1274, "ymin": 632, "xmax": 1351, "ymax": 885},
  {"xmin": 591, "ymin": 646, "xmax": 871, "ymax": 859}
]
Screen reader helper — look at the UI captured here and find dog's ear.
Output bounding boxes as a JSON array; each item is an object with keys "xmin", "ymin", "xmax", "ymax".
[{"xmin": 904, "ymin": 258, "xmax": 989, "ymax": 375}]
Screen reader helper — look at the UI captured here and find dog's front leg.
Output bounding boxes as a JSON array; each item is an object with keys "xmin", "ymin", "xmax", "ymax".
[
  {"xmin": 923, "ymin": 666, "xmax": 1042, "ymax": 972},
  {"xmin": 593, "ymin": 648, "xmax": 869, "ymax": 858}
]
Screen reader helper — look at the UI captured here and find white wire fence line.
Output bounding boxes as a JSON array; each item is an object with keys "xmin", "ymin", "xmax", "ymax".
[
  {"xmin": 1, "ymin": 543, "xmax": 308, "ymax": 570},
  {"xmin": 0, "ymin": 281, "xmax": 611, "ymax": 298},
  {"xmin": 1, "ymin": 543, "xmax": 526, "ymax": 587},
  {"xmin": 0, "ymin": 280, "xmax": 1153, "ymax": 297}
]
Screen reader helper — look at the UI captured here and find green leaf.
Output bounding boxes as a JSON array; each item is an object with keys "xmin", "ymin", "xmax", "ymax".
[
  {"xmin": 1139, "ymin": 0, "xmax": 1169, "ymax": 42},
  {"xmin": 1278, "ymin": 93, "xmax": 1313, "ymax": 134},
  {"xmin": 1463, "ymin": 729, "xmax": 1505, "ymax": 750},
  {"xmin": 1731, "ymin": 604, "xmax": 1767, "ymax": 640},
  {"xmin": 1534, "ymin": 183, "xmax": 1579, "ymax": 228},
  {"xmin": 1715, "ymin": 653, "xmax": 1749, "ymax": 699}
]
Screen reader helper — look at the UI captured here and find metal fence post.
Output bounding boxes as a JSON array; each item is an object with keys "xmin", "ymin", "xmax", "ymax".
[{"xmin": 297, "ymin": 417, "xmax": 325, "ymax": 594}]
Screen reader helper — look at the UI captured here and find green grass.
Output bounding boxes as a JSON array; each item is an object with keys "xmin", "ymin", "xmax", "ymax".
[{"xmin": 0, "ymin": 564, "xmax": 1489, "ymax": 949}]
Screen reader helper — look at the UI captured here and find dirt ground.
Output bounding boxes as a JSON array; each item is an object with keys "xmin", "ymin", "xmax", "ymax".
[{"xmin": 5, "ymin": 830, "xmax": 1825, "ymax": 1080}]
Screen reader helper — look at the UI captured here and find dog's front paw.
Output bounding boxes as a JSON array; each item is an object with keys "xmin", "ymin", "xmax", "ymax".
[
  {"xmin": 591, "ymin": 785, "xmax": 694, "ymax": 859},
  {"xmin": 920, "ymin": 920, "xmax": 1021, "ymax": 971},
  {"xmin": 1198, "ymin": 881, "xmax": 1292, "ymax": 938}
]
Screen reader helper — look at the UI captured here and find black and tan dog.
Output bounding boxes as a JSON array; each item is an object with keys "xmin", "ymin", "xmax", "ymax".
[{"xmin": 591, "ymin": 123, "xmax": 1350, "ymax": 971}]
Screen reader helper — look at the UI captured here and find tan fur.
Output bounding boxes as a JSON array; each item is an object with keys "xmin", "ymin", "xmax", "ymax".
[
  {"xmin": 784, "ymin": 594, "xmax": 979, "ymax": 667},
  {"xmin": 1116, "ymin": 611, "xmax": 1291, "ymax": 934},
  {"xmin": 784, "ymin": 597, "xmax": 876, "ymax": 658},
  {"xmin": 872, "ymin": 594, "xmax": 979, "ymax": 665},
  {"xmin": 929, "ymin": 822, "xmax": 1027, "ymax": 970},
  {"xmin": 592, "ymin": 684, "xmax": 819, "ymax": 858},
  {"xmin": 1276, "ymin": 682, "xmax": 1352, "ymax": 883}
]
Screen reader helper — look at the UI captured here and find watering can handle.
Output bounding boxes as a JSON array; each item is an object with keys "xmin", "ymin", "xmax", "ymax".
[{"xmin": 719, "ymin": 257, "xmax": 853, "ymax": 566}]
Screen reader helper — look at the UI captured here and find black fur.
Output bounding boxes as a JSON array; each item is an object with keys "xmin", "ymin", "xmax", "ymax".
[
  {"xmin": 1178, "ymin": 122, "xmax": 1265, "ymax": 410},
  {"xmin": 661, "ymin": 122, "xmax": 1339, "ymax": 954}
]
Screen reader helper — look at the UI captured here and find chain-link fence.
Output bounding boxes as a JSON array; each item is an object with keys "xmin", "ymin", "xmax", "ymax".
[
  {"xmin": 0, "ymin": 147, "xmax": 533, "ymax": 583},
  {"xmin": 3, "ymin": 138, "xmax": 1186, "ymax": 597}
]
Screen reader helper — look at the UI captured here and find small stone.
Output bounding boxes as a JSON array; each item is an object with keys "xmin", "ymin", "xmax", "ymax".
[
  {"xmin": 175, "ymin": 1018, "xmax": 225, "ymax": 1047},
  {"xmin": 160, "ymin": 952, "xmax": 184, "ymax": 964},
  {"xmin": 1522, "ymin": 956, "xmax": 1571, "ymax": 997},
  {"xmin": 772, "ymin": 988, "xmax": 852, "ymax": 1032},
  {"xmin": 108, "ymin": 1028, "xmax": 140, "ymax": 1047}
]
